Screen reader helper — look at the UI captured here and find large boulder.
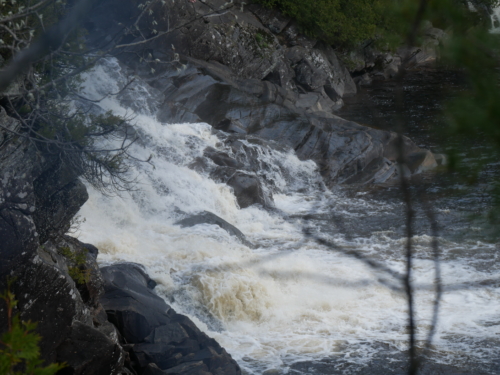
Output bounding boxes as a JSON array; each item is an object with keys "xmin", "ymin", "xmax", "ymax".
[
  {"xmin": 2, "ymin": 238, "xmax": 124, "ymax": 374},
  {"xmin": 227, "ymin": 171, "xmax": 274, "ymax": 208},
  {"xmin": 203, "ymin": 147, "xmax": 244, "ymax": 169},
  {"xmin": 100, "ymin": 263, "xmax": 242, "ymax": 375},
  {"xmin": 87, "ymin": 0, "xmax": 355, "ymax": 110}
]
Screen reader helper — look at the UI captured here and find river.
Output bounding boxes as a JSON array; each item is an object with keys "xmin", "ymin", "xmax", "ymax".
[{"xmin": 76, "ymin": 58, "xmax": 500, "ymax": 375}]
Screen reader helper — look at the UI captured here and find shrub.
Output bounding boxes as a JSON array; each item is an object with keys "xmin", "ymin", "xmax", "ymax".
[
  {"xmin": 254, "ymin": 0, "xmax": 391, "ymax": 46},
  {"xmin": 254, "ymin": 0, "xmax": 499, "ymax": 48},
  {"xmin": 0, "ymin": 282, "xmax": 65, "ymax": 375},
  {"xmin": 57, "ymin": 247, "xmax": 90, "ymax": 285}
]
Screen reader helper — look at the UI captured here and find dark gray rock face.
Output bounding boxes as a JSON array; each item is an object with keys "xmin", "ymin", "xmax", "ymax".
[
  {"xmin": 149, "ymin": 60, "xmax": 424, "ymax": 185},
  {"xmin": 34, "ymin": 175, "xmax": 89, "ymax": 244},
  {"xmin": 2, "ymin": 237, "xmax": 124, "ymax": 375},
  {"xmin": 84, "ymin": 0, "xmax": 438, "ymax": 188},
  {"xmin": 176, "ymin": 211, "xmax": 254, "ymax": 248},
  {"xmin": 227, "ymin": 171, "xmax": 273, "ymax": 208},
  {"xmin": 203, "ymin": 147, "xmax": 244, "ymax": 169},
  {"xmin": 0, "ymin": 107, "xmax": 124, "ymax": 374},
  {"xmin": 88, "ymin": 0, "xmax": 355, "ymax": 113},
  {"xmin": 0, "ymin": 105, "xmax": 85, "ymax": 267},
  {"xmin": 0, "ymin": 106, "xmax": 40, "ymax": 276},
  {"xmin": 56, "ymin": 321, "xmax": 124, "ymax": 375},
  {"xmin": 84, "ymin": 0, "xmax": 440, "ymax": 190},
  {"xmin": 0, "ymin": 107, "xmax": 90, "ymax": 275},
  {"xmin": 100, "ymin": 263, "xmax": 241, "ymax": 375},
  {"xmin": 347, "ymin": 21, "xmax": 447, "ymax": 80}
]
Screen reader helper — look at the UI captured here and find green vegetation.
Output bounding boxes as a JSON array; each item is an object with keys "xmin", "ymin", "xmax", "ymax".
[
  {"xmin": 0, "ymin": 282, "xmax": 65, "ymax": 375},
  {"xmin": 57, "ymin": 247, "xmax": 90, "ymax": 285},
  {"xmin": 255, "ymin": 30, "xmax": 273, "ymax": 49},
  {"xmin": 254, "ymin": 0, "xmax": 498, "ymax": 47},
  {"xmin": 255, "ymin": 0, "xmax": 387, "ymax": 46}
]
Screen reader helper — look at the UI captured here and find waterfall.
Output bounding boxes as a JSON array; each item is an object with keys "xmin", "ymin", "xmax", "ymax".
[{"xmin": 75, "ymin": 58, "xmax": 500, "ymax": 374}]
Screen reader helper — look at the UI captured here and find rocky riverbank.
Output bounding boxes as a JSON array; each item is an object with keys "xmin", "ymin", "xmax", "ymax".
[
  {"xmin": 87, "ymin": 0, "xmax": 444, "ymax": 186},
  {"xmin": 0, "ymin": 0, "xmax": 448, "ymax": 374},
  {"xmin": 0, "ymin": 105, "xmax": 242, "ymax": 374}
]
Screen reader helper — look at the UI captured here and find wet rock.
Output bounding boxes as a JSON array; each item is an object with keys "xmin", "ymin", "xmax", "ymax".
[
  {"xmin": 100, "ymin": 263, "xmax": 241, "ymax": 375},
  {"xmin": 1, "ymin": 238, "xmax": 124, "ymax": 374},
  {"xmin": 213, "ymin": 119, "xmax": 247, "ymax": 135},
  {"xmin": 210, "ymin": 165, "xmax": 274, "ymax": 209},
  {"xmin": 382, "ymin": 133, "xmax": 422, "ymax": 162},
  {"xmin": 203, "ymin": 147, "xmax": 244, "ymax": 169},
  {"xmin": 209, "ymin": 166, "xmax": 239, "ymax": 183},
  {"xmin": 153, "ymin": 57, "xmax": 425, "ymax": 186},
  {"xmin": 176, "ymin": 211, "xmax": 254, "ymax": 248},
  {"xmin": 85, "ymin": 1, "xmax": 429, "ymax": 187},
  {"xmin": 222, "ymin": 134, "xmax": 289, "ymax": 174},
  {"xmin": 343, "ymin": 158, "xmax": 398, "ymax": 185},
  {"xmin": 406, "ymin": 150, "xmax": 438, "ymax": 173},
  {"xmin": 227, "ymin": 171, "xmax": 274, "ymax": 209},
  {"xmin": 188, "ymin": 157, "xmax": 212, "ymax": 174},
  {"xmin": 101, "ymin": 264, "xmax": 168, "ymax": 343},
  {"xmin": 82, "ymin": 241, "xmax": 100, "ymax": 258}
]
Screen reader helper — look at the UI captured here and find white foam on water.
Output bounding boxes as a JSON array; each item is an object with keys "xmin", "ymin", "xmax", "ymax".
[
  {"xmin": 76, "ymin": 58, "xmax": 500, "ymax": 374},
  {"xmin": 492, "ymin": 6, "xmax": 500, "ymax": 33}
]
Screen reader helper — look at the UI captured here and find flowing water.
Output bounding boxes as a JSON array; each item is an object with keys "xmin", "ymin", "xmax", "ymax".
[{"xmin": 76, "ymin": 58, "xmax": 500, "ymax": 374}]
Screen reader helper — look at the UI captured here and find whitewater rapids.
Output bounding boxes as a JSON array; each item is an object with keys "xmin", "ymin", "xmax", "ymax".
[{"xmin": 76, "ymin": 58, "xmax": 500, "ymax": 374}]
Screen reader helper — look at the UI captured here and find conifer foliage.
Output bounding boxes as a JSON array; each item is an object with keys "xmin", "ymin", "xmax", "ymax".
[{"xmin": 0, "ymin": 282, "xmax": 65, "ymax": 375}]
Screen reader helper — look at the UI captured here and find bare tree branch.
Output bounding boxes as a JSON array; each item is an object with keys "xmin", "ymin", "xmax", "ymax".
[{"xmin": 0, "ymin": 0, "xmax": 99, "ymax": 92}]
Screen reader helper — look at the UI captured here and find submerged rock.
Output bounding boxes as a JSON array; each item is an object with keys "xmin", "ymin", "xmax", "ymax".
[
  {"xmin": 406, "ymin": 150, "xmax": 438, "ymax": 173},
  {"xmin": 176, "ymin": 210, "xmax": 254, "ymax": 248},
  {"xmin": 227, "ymin": 171, "xmax": 274, "ymax": 209},
  {"xmin": 100, "ymin": 263, "xmax": 242, "ymax": 375},
  {"xmin": 203, "ymin": 147, "xmax": 244, "ymax": 169}
]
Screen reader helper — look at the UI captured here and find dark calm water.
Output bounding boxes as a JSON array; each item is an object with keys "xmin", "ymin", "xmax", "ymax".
[
  {"xmin": 288, "ymin": 67, "xmax": 500, "ymax": 374},
  {"xmin": 337, "ymin": 67, "xmax": 500, "ymax": 244}
]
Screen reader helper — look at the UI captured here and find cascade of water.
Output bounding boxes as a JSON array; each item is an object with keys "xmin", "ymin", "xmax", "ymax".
[{"xmin": 76, "ymin": 58, "xmax": 500, "ymax": 374}]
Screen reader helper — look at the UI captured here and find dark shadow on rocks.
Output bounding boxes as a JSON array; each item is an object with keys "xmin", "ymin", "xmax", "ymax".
[{"xmin": 100, "ymin": 263, "xmax": 241, "ymax": 375}]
